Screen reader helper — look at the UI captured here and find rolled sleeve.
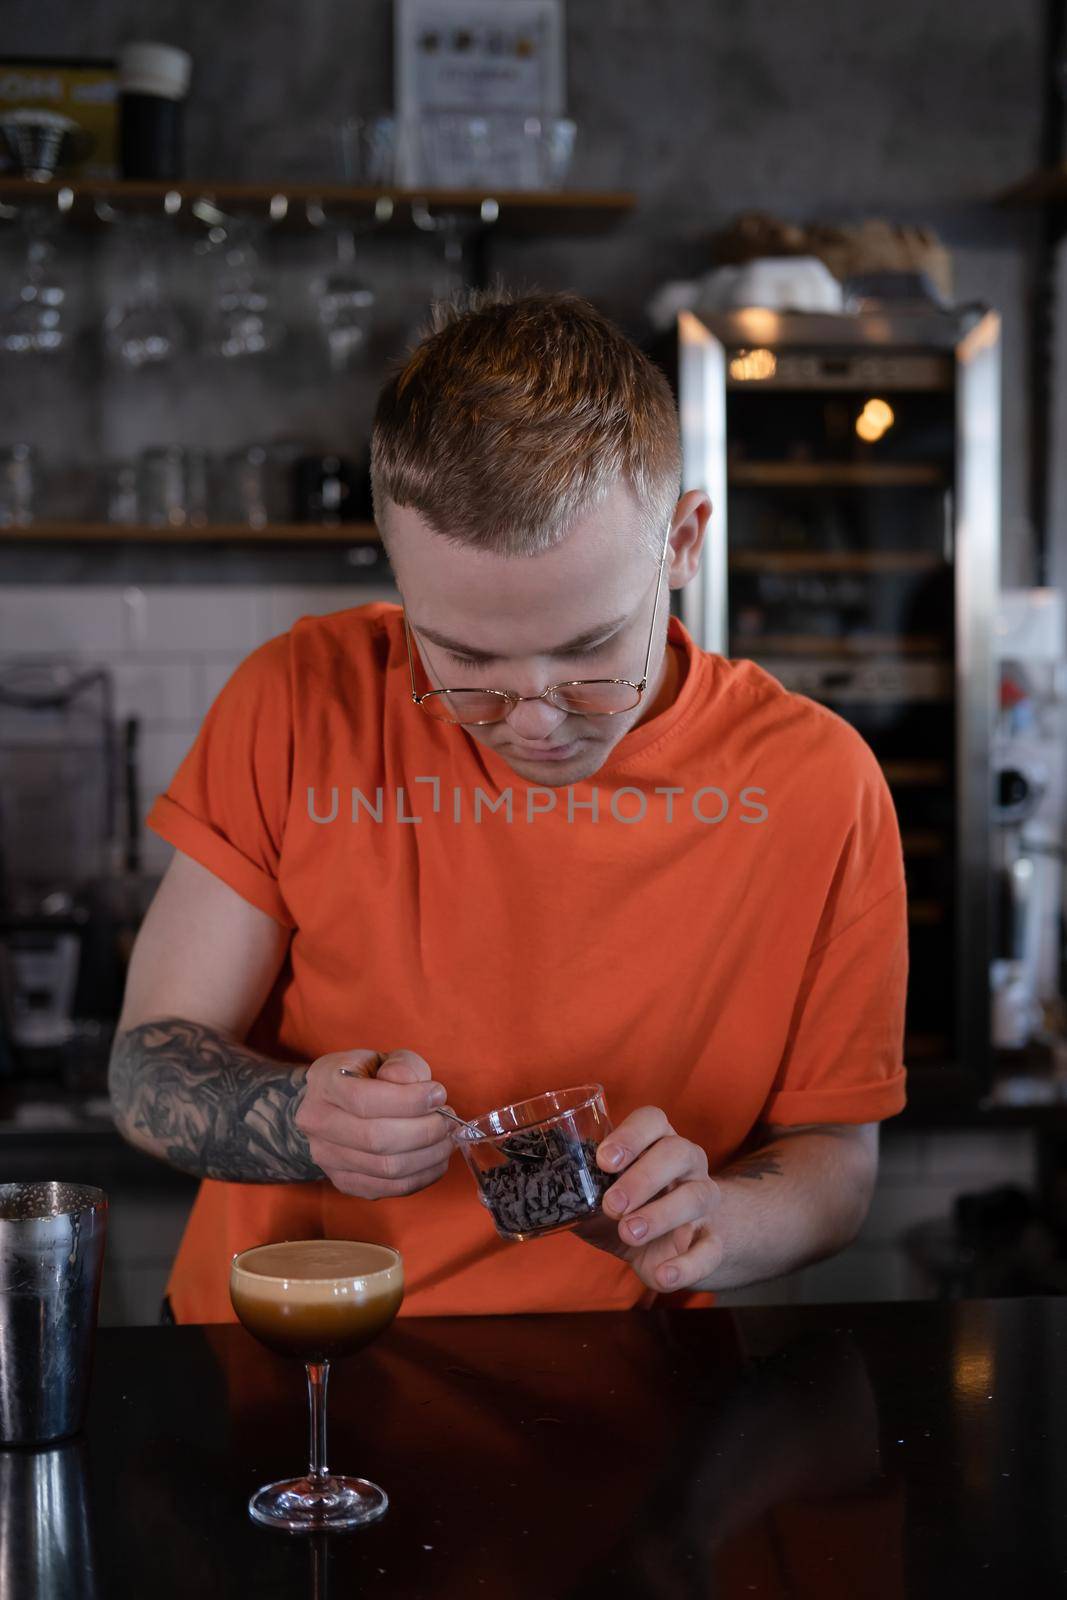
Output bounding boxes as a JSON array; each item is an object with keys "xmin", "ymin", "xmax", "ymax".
[
  {"xmin": 760, "ymin": 880, "xmax": 909, "ymax": 1125},
  {"xmin": 144, "ymin": 633, "xmax": 296, "ymax": 929}
]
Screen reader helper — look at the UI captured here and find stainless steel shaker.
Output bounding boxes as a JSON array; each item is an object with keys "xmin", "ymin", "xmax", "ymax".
[
  {"xmin": 0, "ymin": 1183, "xmax": 108, "ymax": 1446},
  {"xmin": 0, "ymin": 1437, "xmax": 98, "ymax": 1598}
]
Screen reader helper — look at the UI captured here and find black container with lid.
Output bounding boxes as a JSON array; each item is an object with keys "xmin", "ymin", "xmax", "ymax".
[{"xmin": 119, "ymin": 41, "xmax": 192, "ymax": 181}]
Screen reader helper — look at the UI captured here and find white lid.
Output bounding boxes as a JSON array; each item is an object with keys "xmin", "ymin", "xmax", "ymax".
[{"xmin": 119, "ymin": 42, "xmax": 192, "ymax": 100}]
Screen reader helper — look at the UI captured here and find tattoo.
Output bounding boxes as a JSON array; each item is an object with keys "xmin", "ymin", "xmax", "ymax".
[
  {"xmin": 108, "ymin": 1016, "xmax": 325, "ymax": 1184},
  {"xmin": 720, "ymin": 1146, "xmax": 785, "ymax": 1182}
]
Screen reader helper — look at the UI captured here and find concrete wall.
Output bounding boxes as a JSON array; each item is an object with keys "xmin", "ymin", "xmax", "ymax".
[{"xmin": 1, "ymin": 0, "xmax": 1050, "ymax": 587}]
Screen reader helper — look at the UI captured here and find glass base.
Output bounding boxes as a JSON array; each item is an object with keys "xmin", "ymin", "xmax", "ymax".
[{"xmin": 248, "ymin": 1474, "xmax": 388, "ymax": 1532}]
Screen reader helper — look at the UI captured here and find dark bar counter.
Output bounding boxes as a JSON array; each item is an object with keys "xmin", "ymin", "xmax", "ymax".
[{"xmin": 7, "ymin": 1298, "xmax": 1066, "ymax": 1597}]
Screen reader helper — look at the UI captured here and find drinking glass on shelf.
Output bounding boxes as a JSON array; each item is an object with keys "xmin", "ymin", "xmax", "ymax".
[
  {"xmin": 328, "ymin": 115, "xmax": 397, "ymax": 185},
  {"xmin": 0, "ymin": 444, "xmax": 35, "ymax": 526},
  {"xmin": 102, "ymin": 213, "xmax": 188, "ymax": 369},
  {"xmin": 221, "ymin": 444, "xmax": 270, "ymax": 527},
  {"xmin": 202, "ymin": 216, "xmax": 284, "ymax": 360},
  {"xmin": 102, "ymin": 460, "xmax": 139, "ymax": 526},
  {"xmin": 230, "ymin": 1239, "xmax": 404, "ymax": 1532},
  {"xmin": 397, "ymin": 112, "xmax": 578, "ymax": 190},
  {"xmin": 0, "ymin": 207, "xmax": 73, "ymax": 356},
  {"xmin": 137, "ymin": 446, "xmax": 208, "ymax": 528}
]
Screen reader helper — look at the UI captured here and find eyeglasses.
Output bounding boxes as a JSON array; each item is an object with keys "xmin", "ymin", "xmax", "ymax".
[{"xmin": 402, "ymin": 525, "xmax": 672, "ymax": 726}]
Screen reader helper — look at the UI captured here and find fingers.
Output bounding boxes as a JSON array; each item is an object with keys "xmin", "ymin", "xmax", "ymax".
[
  {"xmin": 600, "ymin": 1132, "xmax": 707, "ymax": 1220},
  {"xmin": 315, "ymin": 1057, "xmax": 447, "ymax": 1121},
  {"xmin": 300, "ymin": 1098, "xmax": 450, "ymax": 1157},
  {"xmin": 328, "ymin": 1149, "xmax": 453, "ymax": 1200},
  {"xmin": 608, "ymin": 1175, "xmax": 720, "ymax": 1252},
  {"xmin": 375, "ymin": 1049, "xmax": 433, "ymax": 1086},
  {"xmin": 596, "ymin": 1107, "xmax": 675, "ymax": 1175},
  {"xmin": 641, "ymin": 1220, "xmax": 726, "ymax": 1292},
  {"xmin": 309, "ymin": 1132, "xmax": 455, "ymax": 1181},
  {"xmin": 298, "ymin": 1050, "xmax": 455, "ymax": 1197}
]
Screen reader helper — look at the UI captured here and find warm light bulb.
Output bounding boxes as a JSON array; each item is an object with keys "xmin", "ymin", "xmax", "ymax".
[
  {"xmin": 728, "ymin": 347, "xmax": 777, "ymax": 382},
  {"xmin": 855, "ymin": 397, "xmax": 895, "ymax": 442}
]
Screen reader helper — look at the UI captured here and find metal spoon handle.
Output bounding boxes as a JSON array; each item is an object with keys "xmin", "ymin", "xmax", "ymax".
[{"xmin": 432, "ymin": 1105, "xmax": 477, "ymax": 1133}]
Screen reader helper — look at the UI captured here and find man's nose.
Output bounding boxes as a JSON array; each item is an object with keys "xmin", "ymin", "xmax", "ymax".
[{"xmin": 504, "ymin": 695, "xmax": 569, "ymax": 740}]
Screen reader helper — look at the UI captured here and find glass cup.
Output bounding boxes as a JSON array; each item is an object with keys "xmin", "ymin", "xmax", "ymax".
[
  {"xmin": 221, "ymin": 444, "xmax": 269, "ymax": 527},
  {"xmin": 229, "ymin": 1239, "xmax": 404, "ymax": 1532},
  {"xmin": 454, "ymin": 1084, "xmax": 613, "ymax": 1242},
  {"xmin": 0, "ymin": 444, "xmax": 35, "ymax": 527},
  {"xmin": 136, "ymin": 445, "xmax": 208, "ymax": 528}
]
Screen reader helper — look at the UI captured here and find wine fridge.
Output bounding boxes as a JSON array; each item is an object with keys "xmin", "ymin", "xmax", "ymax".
[{"xmin": 653, "ymin": 308, "xmax": 1001, "ymax": 1094}]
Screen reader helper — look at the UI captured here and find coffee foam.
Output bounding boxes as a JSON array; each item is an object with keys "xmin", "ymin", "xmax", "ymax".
[{"xmin": 232, "ymin": 1240, "xmax": 402, "ymax": 1305}]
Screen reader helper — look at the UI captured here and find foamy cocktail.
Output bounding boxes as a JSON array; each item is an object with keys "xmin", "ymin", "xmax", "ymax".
[{"xmin": 230, "ymin": 1239, "xmax": 404, "ymax": 1532}]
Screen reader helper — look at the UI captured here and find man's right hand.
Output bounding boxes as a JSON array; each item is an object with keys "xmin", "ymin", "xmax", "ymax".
[{"xmin": 294, "ymin": 1048, "xmax": 455, "ymax": 1199}]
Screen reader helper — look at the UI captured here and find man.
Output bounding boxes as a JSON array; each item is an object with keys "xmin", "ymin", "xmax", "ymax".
[{"xmin": 110, "ymin": 287, "xmax": 907, "ymax": 1323}]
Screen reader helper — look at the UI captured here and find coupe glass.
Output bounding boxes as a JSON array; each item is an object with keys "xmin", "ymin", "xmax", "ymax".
[{"xmin": 230, "ymin": 1239, "xmax": 404, "ymax": 1532}]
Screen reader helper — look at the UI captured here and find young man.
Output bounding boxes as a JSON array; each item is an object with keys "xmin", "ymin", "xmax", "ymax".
[{"xmin": 110, "ymin": 288, "xmax": 908, "ymax": 1323}]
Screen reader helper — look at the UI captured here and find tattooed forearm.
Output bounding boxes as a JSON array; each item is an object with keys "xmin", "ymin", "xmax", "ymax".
[
  {"xmin": 718, "ymin": 1146, "xmax": 786, "ymax": 1182},
  {"xmin": 108, "ymin": 1016, "xmax": 325, "ymax": 1183}
]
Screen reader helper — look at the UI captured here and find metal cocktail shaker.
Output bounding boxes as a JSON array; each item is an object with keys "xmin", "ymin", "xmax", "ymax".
[{"xmin": 0, "ymin": 1183, "xmax": 108, "ymax": 1446}]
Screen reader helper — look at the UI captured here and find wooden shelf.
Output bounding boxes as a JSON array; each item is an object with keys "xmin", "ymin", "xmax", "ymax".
[
  {"xmin": 903, "ymin": 1033, "xmax": 952, "ymax": 1061},
  {"xmin": 728, "ymin": 462, "xmax": 947, "ymax": 488},
  {"xmin": 997, "ymin": 164, "xmax": 1067, "ymax": 208},
  {"xmin": 0, "ymin": 521, "xmax": 382, "ymax": 544},
  {"xmin": 0, "ymin": 179, "xmax": 635, "ymax": 236},
  {"xmin": 732, "ymin": 633, "xmax": 949, "ymax": 656},
  {"xmin": 880, "ymin": 759, "xmax": 950, "ymax": 785},
  {"xmin": 730, "ymin": 550, "xmax": 944, "ymax": 573},
  {"xmin": 900, "ymin": 830, "xmax": 948, "ymax": 856}
]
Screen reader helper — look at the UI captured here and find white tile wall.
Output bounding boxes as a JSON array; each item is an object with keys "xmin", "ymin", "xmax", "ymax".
[
  {"xmin": 0, "ymin": 587, "xmax": 126, "ymax": 654},
  {"xmin": 121, "ymin": 586, "xmax": 265, "ymax": 654},
  {"xmin": 262, "ymin": 584, "xmax": 398, "ymax": 635},
  {"xmin": 0, "ymin": 582, "xmax": 401, "ymax": 884}
]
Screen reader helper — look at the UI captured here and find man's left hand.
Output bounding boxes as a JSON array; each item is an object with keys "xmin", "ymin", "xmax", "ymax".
[{"xmin": 574, "ymin": 1106, "xmax": 723, "ymax": 1292}]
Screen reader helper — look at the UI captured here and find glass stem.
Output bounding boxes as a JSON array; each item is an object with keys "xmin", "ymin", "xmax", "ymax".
[{"xmin": 306, "ymin": 1361, "xmax": 330, "ymax": 1483}]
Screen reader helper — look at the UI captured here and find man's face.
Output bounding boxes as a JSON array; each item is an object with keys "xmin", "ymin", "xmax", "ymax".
[{"xmin": 384, "ymin": 481, "xmax": 676, "ymax": 788}]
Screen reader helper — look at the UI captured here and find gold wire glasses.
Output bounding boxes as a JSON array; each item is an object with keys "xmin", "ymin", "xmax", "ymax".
[{"xmin": 402, "ymin": 525, "xmax": 672, "ymax": 726}]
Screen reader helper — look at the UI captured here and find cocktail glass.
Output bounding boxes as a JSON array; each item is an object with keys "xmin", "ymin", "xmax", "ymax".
[{"xmin": 229, "ymin": 1239, "xmax": 403, "ymax": 1532}]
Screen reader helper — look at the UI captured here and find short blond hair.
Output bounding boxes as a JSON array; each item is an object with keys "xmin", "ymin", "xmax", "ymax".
[{"xmin": 370, "ymin": 284, "xmax": 681, "ymax": 562}]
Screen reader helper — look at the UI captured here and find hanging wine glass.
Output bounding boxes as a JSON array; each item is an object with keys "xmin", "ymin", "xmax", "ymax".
[
  {"xmin": 102, "ymin": 211, "xmax": 188, "ymax": 369},
  {"xmin": 0, "ymin": 205, "xmax": 73, "ymax": 356},
  {"xmin": 309, "ymin": 225, "xmax": 375, "ymax": 371},
  {"xmin": 202, "ymin": 215, "xmax": 284, "ymax": 360}
]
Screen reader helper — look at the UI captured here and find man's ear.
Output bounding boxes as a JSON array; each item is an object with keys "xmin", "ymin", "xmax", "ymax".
[{"xmin": 667, "ymin": 491, "xmax": 711, "ymax": 588}]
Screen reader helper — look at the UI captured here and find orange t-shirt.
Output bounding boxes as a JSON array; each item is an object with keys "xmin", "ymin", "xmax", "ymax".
[{"xmin": 145, "ymin": 602, "xmax": 907, "ymax": 1323}]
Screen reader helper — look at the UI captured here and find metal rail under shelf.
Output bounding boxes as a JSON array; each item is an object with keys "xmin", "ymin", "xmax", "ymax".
[
  {"xmin": 0, "ymin": 178, "xmax": 635, "ymax": 236},
  {"xmin": 0, "ymin": 521, "xmax": 382, "ymax": 544}
]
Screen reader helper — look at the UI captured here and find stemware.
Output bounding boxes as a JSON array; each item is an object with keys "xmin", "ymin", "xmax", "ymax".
[
  {"xmin": 230, "ymin": 1239, "xmax": 403, "ymax": 1533},
  {"xmin": 202, "ymin": 215, "xmax": 284, "ymax": 360},
  {"xmin": 0, "ymin": 207, "xmax": 73, "ymax": 356},
  {"xmin": 102, "ymin": 212, "xmax": 188, "ymax": 369},
  {"xmin": 310, "ymin": 227, "xmax": 375, "ymax": 371}
]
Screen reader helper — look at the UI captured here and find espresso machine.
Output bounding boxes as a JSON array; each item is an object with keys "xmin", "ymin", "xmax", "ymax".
[{"xmin": 0, "ymin": 659, "xmax": 138, "ymax": 1079}]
